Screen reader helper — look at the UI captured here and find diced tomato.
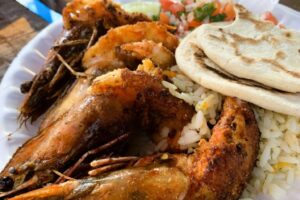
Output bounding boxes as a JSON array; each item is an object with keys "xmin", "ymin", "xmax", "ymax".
[
  {"xmin": 262, "ymin": 11, "xmax": 278, "ymax": 25},
  {"xmin": 223, "ymin": 3, "xmax": 235, "ymax": 21},
  {"xmin": 159, "ymin": 12, "xmax": 170, "ymax": 24},
  {"xmin": 212, "ymin": 1, "xmax": 222, "ymax": 16},
  {"xmin": 182, "ymin": 0, "xmax": 194, "ymax": 5},
  {"xmin": 159, "ymin": 0, "xmax": 185, "ymax": 15},
  {"xmin": 188, "ymin": 20, "xmax": 202, "ymax": 28}
]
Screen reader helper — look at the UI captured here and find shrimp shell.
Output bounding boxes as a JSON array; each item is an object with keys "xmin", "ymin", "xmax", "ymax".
[{"xmin": 83, "ymin": 22, "xmax": 179, "ymax": 70}]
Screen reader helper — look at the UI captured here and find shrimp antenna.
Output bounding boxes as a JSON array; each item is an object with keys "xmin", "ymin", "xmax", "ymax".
[
  {"xmin": 53, "ymin": 170, "xmax": 76, "ymax": 181},
  {"xmin": 86, "ymin": 26, "xmax": 98, "ymax": 49},
  {"xmin": 53, "ymin": 51, "xmax": 87, "ymax": 78},
  {"xmin": 53, "ymin": 39, "xmax": 90, "ymax": 48},
  {"xmin": 34, "ymin": 49, "xmax": 47, "ymax": 60}
]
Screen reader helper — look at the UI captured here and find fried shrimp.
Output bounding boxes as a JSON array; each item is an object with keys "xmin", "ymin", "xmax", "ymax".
[
  {"xmin": 0, "ymin": 69, "xmax": 194, "ymax": 198},
  {"xmin": 8, "ymin": 97, "xmax": 260, "ymax": 200},
  {"xmin": 5, "ymin": 1, "xmax": 262, "ymax": 199},
  {"xmin": 83, "ymin": 22, "xmax": 179, "ymax": 70},
  {"xmin": 20, "ymin": 0, "xmax": 149, "ymax": 122},
  {"xmin": 116, "ymin": 40, "xmax": 176, "ymax": 69},
  {"xmin": 63, "ymin": 0, "xmax": 150, "ymax": 29}
]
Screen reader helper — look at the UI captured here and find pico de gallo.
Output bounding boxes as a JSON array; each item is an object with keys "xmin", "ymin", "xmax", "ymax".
[
  {"xmin": 158, "ymin": 0, "xmax": 234, "ymax": 36},
  {"xmin": 122, "ymin": 0, "xmax": 281, "ymax": 37}
]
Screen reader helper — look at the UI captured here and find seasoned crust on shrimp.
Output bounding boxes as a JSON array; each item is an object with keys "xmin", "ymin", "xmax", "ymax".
[
  {"xmin": 185, "ymin": 97, "xmax": 260, "ymax": 199},
  {"xmin": 63, "ymin": 0, "xmax": 150, "ymax": 29},
  {"xmin": 132, "ymin": 97, "xmax": 260, "ymax": 199},
  {"xmin": 83, "ymin": 22, "xmax": 179, "ymax": 70},
  {"xmin": 116, "ymin": 40, "xmax": 176, "ymax": 69}
]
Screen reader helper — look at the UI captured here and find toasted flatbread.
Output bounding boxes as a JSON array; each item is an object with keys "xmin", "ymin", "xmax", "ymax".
[
  {"xmin": 176, "ymin": 30, "xmax": 300, "ymax": 117},
  {"xmin": 197, "ymin": 4, "xmax": 300, "ymax": 93},
  {"xmin": 201, "ymin": 50, "xmax": 277, "ymax": 91}
]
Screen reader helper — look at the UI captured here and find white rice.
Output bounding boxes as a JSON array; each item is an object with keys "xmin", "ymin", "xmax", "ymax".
[
  {"xmin": 240, "ymin": 107, "xmax": 300, "ymax": 200},
  {"xmin": 162, "ymin": 65, "xmax": 222, "ymax": 152},
  {"xmin": 163, "ymin": 65, "xmax": 300, "ymax": 200}
]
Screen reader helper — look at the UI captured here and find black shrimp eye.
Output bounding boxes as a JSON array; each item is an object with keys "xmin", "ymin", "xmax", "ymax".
[{"xmin": 0, "ymin": 176, "xmax": 14, "ymax": 192}]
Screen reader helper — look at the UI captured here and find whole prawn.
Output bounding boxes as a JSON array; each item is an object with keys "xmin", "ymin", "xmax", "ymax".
[
  {"xmin": 0, "ymin": 17, "xmax": 180, "ymax": 197},
  {"xmin": 8, "ymin": 97, "xmax": 260, "ymax": 200},
  {"xmin": 0, "ymin": 68, "xmax": 194, "ymax": 198}
]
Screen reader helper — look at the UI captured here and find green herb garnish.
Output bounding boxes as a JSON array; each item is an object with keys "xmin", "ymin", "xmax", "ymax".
[
  {"xmin": 194, "ymin": 3, "xmax": 215, "ymax": 21},
  {"xmin": 210, "ymin": 13, "xmax": 226, "ymax": 22},
  {"xmin": 152, "ymin": 14, "xmax": 159, "ymax": 21},
  {"xmin": 177, "ymin": 11, "xmax": 186, "ymax": 17}
]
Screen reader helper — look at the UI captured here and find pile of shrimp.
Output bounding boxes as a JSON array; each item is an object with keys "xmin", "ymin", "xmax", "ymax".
[
  {"xmin": 0, "ymin": 0, "xmax": 260, "ymax": 199},
  {"xmin": 20, "ymin": 0, "xmax": 150, "ymax": 122}
]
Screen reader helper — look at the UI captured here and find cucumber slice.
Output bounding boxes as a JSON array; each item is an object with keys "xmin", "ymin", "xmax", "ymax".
[{"xmin": 122, "ymin": 1, "xmax": 161, "ymax": 18}]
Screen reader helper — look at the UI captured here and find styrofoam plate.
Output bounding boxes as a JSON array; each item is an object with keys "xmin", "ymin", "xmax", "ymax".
[{"xmin": 0, "ymin": 0, "xmax": 300, "ymax": 199}]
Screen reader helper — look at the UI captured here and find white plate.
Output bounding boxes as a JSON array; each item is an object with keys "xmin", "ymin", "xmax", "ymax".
[
  {"xmin": 0, "ymin": 19, "xmax": 62, "ymax": 163},
  {"xmin": 0, "ymin": 1, "xmax": 300, "ymax": 199}
]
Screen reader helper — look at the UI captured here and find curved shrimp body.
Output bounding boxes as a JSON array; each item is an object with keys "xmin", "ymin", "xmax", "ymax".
[
  {"xmin": 0, "ymin": 68, "xmax": 194, "ymax": 197},
  {"xmin": 83, "ymin": 22, "xmax": 179, "ymax": 70},
  {"xmin": 8, "ymin": 97, "xmax": 260, "ymax": 200},
  {"xmin": 185, "ymin": 97, "xmax": 260, "ymax": 199},
  {"xmin": 40, "ymin": 22, "xmax": 179, "ymax": 131},
  {"xmin": 20, "ymin": 0, "xmax": 149, "ymax": 122}
]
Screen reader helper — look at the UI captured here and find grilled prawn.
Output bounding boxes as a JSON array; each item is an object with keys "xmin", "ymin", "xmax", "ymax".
[
  {"xmin": 20, "ymin": 0, "xmax": 149, "ymax": 122},
  {"xmin": 8, "ymin": 97, "xmax": 260, "ymax": 200},
  {"xmin": 82, "ymin": 22, "xmax": 178, "ymax": 70},
  {"xmin": 40, "ymin": 21, "xmax": 178, "ymax": 131},
  {"xmin": 0, "ymin": 68, "xmax": 194, "ymax": 198}
]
